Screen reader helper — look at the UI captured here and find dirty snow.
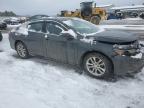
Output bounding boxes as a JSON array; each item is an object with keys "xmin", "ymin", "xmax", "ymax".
[{"xmin": 0, "ymin": 33, "xmax": 144, "ymax": 108}]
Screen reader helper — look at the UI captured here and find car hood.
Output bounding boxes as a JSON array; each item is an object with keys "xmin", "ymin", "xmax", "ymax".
[{"xmin": 87, "ymin": 30, "xmax": 137, "ymax": 44}]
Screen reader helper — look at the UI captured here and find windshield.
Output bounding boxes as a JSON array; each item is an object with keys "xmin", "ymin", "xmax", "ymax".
[{"xmin": 62, "ymin": 18, "xmax": 100, "ymax": 35}]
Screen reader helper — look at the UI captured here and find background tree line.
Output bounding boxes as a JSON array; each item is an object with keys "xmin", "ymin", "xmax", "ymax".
[{"xmin": 0, "ymin": 11, "xmax": 16, "ymax": 16}]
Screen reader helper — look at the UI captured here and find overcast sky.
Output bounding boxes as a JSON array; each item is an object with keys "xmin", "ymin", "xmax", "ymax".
[{"xmin": 0, "ymin": 0, "xmax": 144, "ymax": 15}]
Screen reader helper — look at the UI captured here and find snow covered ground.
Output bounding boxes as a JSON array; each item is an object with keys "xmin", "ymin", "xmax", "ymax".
[
  {"xmin": 99, "ymin": 25, "xmax": 144, "ymax": 30},
  {"xmin": 0, "ymin": 33, "xmax": 144, "ymax": 108},
  {"xmin": 124, "ymin": 18, "xmax": 143, "ymax": 21},
  {"xmin": 100, "ymin": 18, "xmax": 144, "ymax": 25}
]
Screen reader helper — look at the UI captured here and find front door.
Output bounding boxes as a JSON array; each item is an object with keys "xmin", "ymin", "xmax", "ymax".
[{"xmin": 44, "ymin": 21, "xmax": 68, "ymax": 63}]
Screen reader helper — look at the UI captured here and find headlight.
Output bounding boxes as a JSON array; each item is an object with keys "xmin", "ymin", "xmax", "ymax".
[
  {"xmin": 114, "ymin": 49, "xmax": 125, "ymax": 56},
  {"xmin": 113, "ymin": 41, "xmax": 140, "ymax": 50},
  {"xmin": 113, "ymin": 44, "xmax": 128, "ymax": 50},
  {"xmin": 113, "ymin": 44, "xmax": 127, "ymax": 56}
]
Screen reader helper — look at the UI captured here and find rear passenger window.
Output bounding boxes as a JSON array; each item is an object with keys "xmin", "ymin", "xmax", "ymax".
[
  {"xmin": 28, "ymin": 22, "xmax": 43, "ymax": 32},
  {"xmin": 46, "ymin": 22, "xmax": 64, "ymax": 35}
]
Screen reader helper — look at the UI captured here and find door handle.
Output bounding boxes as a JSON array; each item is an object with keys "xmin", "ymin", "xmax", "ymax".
[{"xmin": 45, "ymin": 35, "xmax": 49, "ymax": 40}]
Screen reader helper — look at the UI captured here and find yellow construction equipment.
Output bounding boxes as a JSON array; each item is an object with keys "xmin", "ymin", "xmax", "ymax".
[{"xmin": 60, "ymin": 2, "xmax": 107, "ymax": 25}]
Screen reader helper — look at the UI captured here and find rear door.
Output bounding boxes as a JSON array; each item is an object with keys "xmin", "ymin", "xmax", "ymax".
[{"xmin": 26, "ymin": 22, "xmax": 45, "ymax": 56}]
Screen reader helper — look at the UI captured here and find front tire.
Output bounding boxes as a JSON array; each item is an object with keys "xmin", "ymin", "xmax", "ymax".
[
  {"xmin": 83, "ymin": 53, "xmax": 113, "ymax": 79},
  {"xmin": 16, "ymin": 42, "xmax": 29, "ymax": 59}
]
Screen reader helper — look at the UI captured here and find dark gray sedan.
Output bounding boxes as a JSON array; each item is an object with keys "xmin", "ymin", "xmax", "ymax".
[
  {"xmin": 9, "ymin": 17, "xmax": 144, "ymax": 79},
  {"xmin": 0, "ymin": 21, "xmax": 7, "ymax": 30}
]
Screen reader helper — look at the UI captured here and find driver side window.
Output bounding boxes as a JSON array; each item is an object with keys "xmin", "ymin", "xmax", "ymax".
[{"xmin": 46, "ymin": 22, "xmax": 64, "ymax": 35}]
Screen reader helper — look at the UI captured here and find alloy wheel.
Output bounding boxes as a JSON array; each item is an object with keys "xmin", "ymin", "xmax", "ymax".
[
  {"xmin": 86, "ymin": 57, "xmax": 106, "ymax": 76},
  {"xmin": 17, "ymin": 43, "xmax": 27, "ymax": 58}
]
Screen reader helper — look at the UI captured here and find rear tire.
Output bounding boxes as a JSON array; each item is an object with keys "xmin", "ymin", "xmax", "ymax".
[
  {"xmin": 16, "ymin": 42, "xmax": 29, "ymax": 59},
  {"xmin": 83, "ymin": 53, "xmax": 113, "ymax": 79}
]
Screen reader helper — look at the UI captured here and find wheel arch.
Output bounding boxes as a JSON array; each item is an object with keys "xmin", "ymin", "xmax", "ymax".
[{"xmin": 79, "ymin": 50, "xmax": 114, "ymax": 73}]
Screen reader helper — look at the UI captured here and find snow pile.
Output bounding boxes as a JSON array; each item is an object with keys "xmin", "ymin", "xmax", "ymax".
[
  {"xmin": 0, "ymin": 33, "xmax": 144, "ymax": 108},
  {"xmin": 16, "ymin": 24, "xmax": 28, "ymax": 35},
  {"xmin": 10, "ymin": 23, "xmax": 29, "ymax": 35},
  {"xmin": 80, "ymin": 38, "xmax": 94, "ymax": 44}
]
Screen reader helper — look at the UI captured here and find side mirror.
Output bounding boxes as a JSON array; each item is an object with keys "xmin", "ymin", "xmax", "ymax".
[
  {"xmin": 61, "ymin": 32, "xmax": 74, "ymax": 40},
  {"xmin": 61, "ymin": 29, "xmax": 77, "ymax": 40}
]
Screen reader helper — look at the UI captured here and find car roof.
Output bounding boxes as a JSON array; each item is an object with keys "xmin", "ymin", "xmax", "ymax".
[{"xmin": 29, "ymin": 17, "xmax": 77, "ymax": 23}]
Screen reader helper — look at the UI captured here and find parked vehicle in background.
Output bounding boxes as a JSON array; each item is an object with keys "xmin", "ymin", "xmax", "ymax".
[
  {"xmin": 140, "ymin": 12, "xmax": 144, "ymax": 19},
  {"xmin": 4, "ymin": 17, "xmax": 19, "ymax": 25},
  {"xmin": 0, "ymin": 31, "xmax": 3, "ymax": 41},
  {"xmin": 4, "ymin": 19, "xmax": 11, "ymax": 25},
  {"xmin": 19, "ymin": 17, "xmax": 27, "ymax": 23},
  {"xmin": 0, "ymin": 21, "xmax": 7, "ymax": 30},
  {"xmin": 107, "ymin": 12, "xmax": 125, "ymax": 20},
  {"xmin": 107, "ymin": 13, "xmax": 118, "ymax": 20},
  {"xmin": 28, "ymin": 15, "xmax": 49, "ymax": 21},
  {"xmin": 115, "ymin": 12, "xmax": 125, "ymax": 19},
  {"xmin": 129, "ymin": 12, "xmax": 139, "ymax": 18},
  {"xmin": 9, "ymin": 17, "xmax": 144, "ymax": 79}
]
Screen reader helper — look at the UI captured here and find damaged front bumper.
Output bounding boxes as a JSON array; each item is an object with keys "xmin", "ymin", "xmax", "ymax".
[{"xmin": 113, "ymin": 52, "xmax": 144, "ymax": 76}]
